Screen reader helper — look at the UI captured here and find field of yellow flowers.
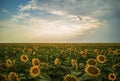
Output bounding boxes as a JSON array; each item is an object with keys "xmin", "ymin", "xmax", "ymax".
[{"xmin": 0, "ymin": 43, "xmax": 120, "ymax": 81}]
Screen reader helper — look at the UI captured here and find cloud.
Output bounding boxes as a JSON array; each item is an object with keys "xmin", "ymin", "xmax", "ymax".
[
  {"xmin": 14, "ymin": 0, "xmax": 112, "ymax": 22},
  {"xmin": 3, "ymin": 0, "xmax": 116, "ymax": 42},
  {"xmin": 11, "ymin": 13, "xmax": 31, "ymax": 22},
  {"xmin": 19, "ymin": 0, "xmax": 37, "ymax": 12},
  {"xmin": 0, "ymin": 8, "xmax": 8, "ymax": 13},
  {"xmin": 8, "ymin": 0, "xmax": 103, "ymax": 42},
  {"xmin": 49, "ymin": 10, "xmax": 67, "ymax": 16},
  {"xmin": 0, "ymin": 12, "xmax": 101, "ymax": 42},
  {"xmin": 2, "ymin": 9, "xmax": 8, "ymax": 13}
]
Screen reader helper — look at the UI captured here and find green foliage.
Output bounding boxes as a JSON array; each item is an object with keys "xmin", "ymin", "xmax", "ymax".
[{"xmin": 0, "ymin": 43, "xmax": 120, "ymax": 81}]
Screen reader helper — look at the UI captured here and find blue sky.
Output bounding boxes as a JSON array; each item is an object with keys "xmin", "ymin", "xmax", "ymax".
[{"xmin": 0, "ymin": 0, "xmax": 120, "ymax": 43}]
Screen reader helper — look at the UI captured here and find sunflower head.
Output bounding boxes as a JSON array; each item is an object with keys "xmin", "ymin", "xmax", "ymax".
[
  {"xmin": 32, "ymin": 58, "xmax": 40, "ymax": 66},
  {"xmin": 96, "ymin": 55, "xmax": 106, "ymax": 64},
  {"xmin": 84, "ymin": 49, "xmax": 88, "ymax": 53},
  {"xmin": 107, "ymin": 48, "xmax": 112, "ymax": 53},
  {"xmin": 112, "ymin": 64, "xmax": 120, "ymax": 71},
  {"xmin": 85, "ymin": 65, "xmax": 101, "ymax": 77},
  {"xmin": 0, "ymin": 74, "xmax": 7, "ymax": 81},
  {"xmin": 71, "ymin": 59, "xmax": 76, "ymax": 67},
  {"xmin": 108, "ymin": 73, "xmax": 116, "ymax": 81},
  {"xmin": 100, "ymin": 49, "xmax": 106, "ymax": 55},
  {"xmin": 71, "ymin": 59, "xmax": 78, "ymax": 70},
  {"xmin": 54, "ymin": 57, "xmax": 59, "ymax": 65},
  {"xmin": 116, "ymin": 49, "xmax": 120, "ymax": 55},
  {"xmin": 86, "ymin": 59, "xmax": 97, "ymax": 66},
  {"xmin": 107, "ymin": 48, "xmax": 111, "ymax": 51},
  {"xmin": 20, "ymin": 54, "xmax": 28, "ymax": 63},
  {"xmin": 6, "ymin": 59, "xmax": 12, "ymax": 68},
  {"xmin": 8, "ymin": 72, "xmax": 20, "ymax": 81},
  {"xmin": 80, "ymin": 51, "xmax": 87, "ymax": 57},
  {"xmin": 64, "ymin": 75, "xmax": 79, "ymax": 81},
  {"xmin": 29, "ymin": 66, "xmax": 40, "ymax": 78},
  {"xmin": 94, "ymin": 49, "xmax": 100, "ymax": 54}
]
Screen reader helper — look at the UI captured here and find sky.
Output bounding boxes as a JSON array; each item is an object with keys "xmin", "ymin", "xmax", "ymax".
[{"xmin": 0, "ymin": 0, "xmax": 120, "ymax": 43}]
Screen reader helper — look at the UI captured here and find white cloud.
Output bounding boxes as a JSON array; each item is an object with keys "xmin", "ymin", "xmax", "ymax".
[
  {"xmin": 1, "ymin": 0, "xmax": 119, "ymax": 42},
  {"xmin": 1, "ymin": 13, "xmax": 101, "ymax": 42},
  {"xmin": 19, "ymin": 4, "xmax": 36, "ymax": 12},
  {"xmin": 49, "ymin": 10, "xmax": 67, "ymax": 16},
  {"xmin": 2, "ymin": 9, "xmax": 8, "ymax": 13},
  {"xmin": 6, "ymin": 0, "xmax": 105, "ymax": 42},
  {"xmin": 11, "ymin": 13, "xmax": 31, "ymax": 22}
]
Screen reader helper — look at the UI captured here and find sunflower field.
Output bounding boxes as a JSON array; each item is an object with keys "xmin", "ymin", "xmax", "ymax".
[{"xmin": 0, "ymin": 43, "xmax": 120, "ymax": 81}]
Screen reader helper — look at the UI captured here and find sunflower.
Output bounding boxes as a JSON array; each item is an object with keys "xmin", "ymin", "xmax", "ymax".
[
  {"xmin": 32, "ymin": 58, "xmax": 40, "ymax": 66},
  {"xmin": 85, "ymin": 65, "xmax": 100, "ymax": 77},
  {"xmin": 64, "ymin": 75, "xmax": 79, "ymax": 81},
  {"xmin": 29, "ymin": 66, "xmax": 40, "ymax": 78},
  {"xmin": 108, "ymin": 73, "xmax": 116, "ymax": 81},
  {"xmin": 8, "ymin": 72, "xmax": 20, "ymax": 81},
  {"xmin": 107, "ymin": 48, "xmax": 111, "ymax": 51},
  {"xmin": 54, "ymin": 57, "xmax": 59, "ymax": 65},
  {"xmin": 20, "ymin": 54, "xmax": 28, "ymax": 63},
  {"xmin": 86, "ymin": 59, "xmax": 97, "ymax": 66},
  {"xmin": 6, "ymin": 59, "xmax": 12, "ymax": 68},
  {"xmin": 112, "ymin": 64, "xmax": 120, "ymax": 71},
  {"xmin": 71, "ymin": 59, "xmax": 78, "ymax": 70},
  {"xmin": 39, "ymin": 63, "xmax": 49, "ymax": 68},
  {"xmin": 94, "ymin": 49, "xmax": 100, "ymax": 54},
  {"xmin": 96, "ymin": 55, "xmax": 106, "ymax": 64},
  {"xmin": 84, "ymin": 49, "xmax": 88, "ymax": 53},
  {"xmin": 0, "ymin": 74, "xmax": 7, "ymax": 81},
  {"xmin": 116, "ymin": 49, "xmax": 120, "ymax": 55},
  {"xmin": 71, "ymin": 59, "xmax": 76, "ymax": 67},
  {"xmin": 27, "ymin": 48, "xmax": 33, "ymax": 54},
  {"xmin": 107, "ymin": 48, "xmax": 112, "ymax": 54},
  {"xmin": 80, "ymin": 51, "xmax": 87, "ymax": 57},
  {"xmin": 100, "ymin": 49, "xmax": 106, "ymax": 55}
]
